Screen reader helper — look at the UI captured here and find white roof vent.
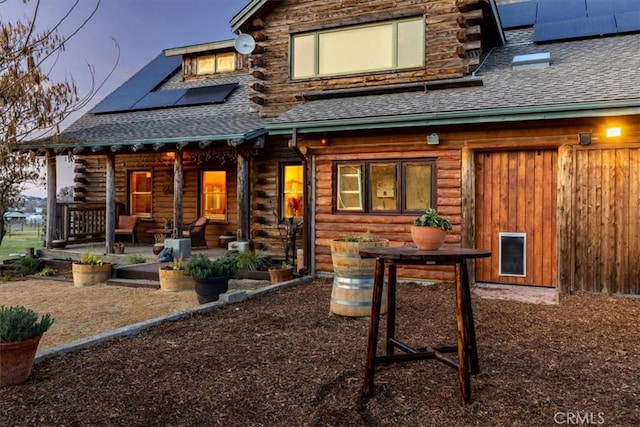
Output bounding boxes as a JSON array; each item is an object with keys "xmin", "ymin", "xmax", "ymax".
[{"xmin": 511, "ymin": 52, "xmax": 551, "ymax": 70}]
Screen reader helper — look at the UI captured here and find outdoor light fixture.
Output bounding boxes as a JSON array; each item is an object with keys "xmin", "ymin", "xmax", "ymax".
[
  {"xmin": 131, "ymin": 143, "xmax": 144, "ymax": 152},
  {"xmin": 605, "ymin": 127, "xmax": 622, "ymax": 138},
  {"xmin": 427, "ymin": 133, "xmax": 440, "ymax": 145},
  {"xmin": 110, "ymin": 145, "xmax": 123, "ymax": 152},
  {"xmin": 320, "ymin": 136, "xmax": 329, "ymax": 146},
  {"xmin": 176, "ymin": 141, "xmax": 189, "ymax": 150},
  {"xmin": 578, "ymin": 133, "xmax": 592, "ymax": 145},
  {"xmin": 199, "ymin": 140, "xmax": 213, "ymax": 148},
  {"xmin": 153, "ymin": 142, "xmax": 165, "ymax": 151}
]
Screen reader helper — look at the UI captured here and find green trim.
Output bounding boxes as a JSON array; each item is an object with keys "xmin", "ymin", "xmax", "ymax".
[
  {"xmin": 230, "ymin": 0, "xmax": 268, "ymax": 33},
  {"xmin": 20, "ymin": 129, "xmax": 267, "ymax": 151},
  {"xmin": 266, "ymin": 100, "xmax": 640, "ymax": 135}
]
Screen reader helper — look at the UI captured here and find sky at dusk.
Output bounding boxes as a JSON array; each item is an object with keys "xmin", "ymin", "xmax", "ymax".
[{"xmin": 2, "ymin": 0, "xmax": 247, "ymax": 197}]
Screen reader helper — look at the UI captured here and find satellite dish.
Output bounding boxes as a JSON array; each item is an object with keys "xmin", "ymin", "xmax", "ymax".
[{"xmin": 234, "ymin": 33, "xmax": 256, "ymax": 54}]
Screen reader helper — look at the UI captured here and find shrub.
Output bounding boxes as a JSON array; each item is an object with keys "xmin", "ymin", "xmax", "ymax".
[
  {"xmin": 16, "ymin": 257, "xmax": 40, "ymax": 276},
  {"xmin": 127, "ymin": 254, "xmax": 146, "ymax": 265},
  {"xmin": 79, "ymin": 253, "xmax": 104, "ymax": 265},
  {"xmin": 0, "ymin": 306, "xmax": 54, "ymax": 343}
]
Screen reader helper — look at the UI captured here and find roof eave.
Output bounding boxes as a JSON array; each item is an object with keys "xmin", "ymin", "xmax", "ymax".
[
  {"xmin": 266, "ymin": 100, "xmax": 640, "ymax": 135},
  {"xmin": 230, "ymin": 0, "xmax": 269, "ymax": 34}
]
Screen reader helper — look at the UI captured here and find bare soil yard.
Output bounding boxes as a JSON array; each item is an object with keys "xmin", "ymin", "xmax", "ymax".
[{"xmin": 1, "ymin": 278, "xmax": 639, "ymax": 426}]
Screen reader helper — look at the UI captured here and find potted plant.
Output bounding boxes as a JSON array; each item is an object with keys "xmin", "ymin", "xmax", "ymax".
[
  {"xmin": 184, "ymin": 252, "xmax": 237, "ymax": 304},
  {"xmin": 329, "ymin": 232, "xmax": 389, "ymax": 317},
  {"xmin": 72, "ymin": 253, "xmax": 112, "ymax": 287},
  {"xmin": 158, "ymin": 255, "xmax": 195, "ymax": 292},
  {"xmin": 0, "ymin": 305, "xmax": 54, "ymax": 386},
  {"xmin": 153, "ymin": 233, "xmax": 165, "ymax": 255},
  {"xmin": 411, "ymin": 208, "xmax": 453, "ymax": 250},
  {"xmin": 268, "ymin": 261, "xmax": 294, "ymax": 284}
]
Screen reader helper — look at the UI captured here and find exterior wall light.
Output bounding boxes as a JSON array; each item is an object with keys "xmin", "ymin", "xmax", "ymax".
[
  {"xmin": 320, "ymin": 136, "xmax": 329, "ymax": 146},
  {"xmin": 605, "ymin": 127, "xmax": 622, "ymax": 138},
  {"xmin": 427, "ymin": 133, "xmax": 440, "ymax": 145},
  {"xmin": 578, "ymin": 133, "xmax": 592, "ymax": 145}
]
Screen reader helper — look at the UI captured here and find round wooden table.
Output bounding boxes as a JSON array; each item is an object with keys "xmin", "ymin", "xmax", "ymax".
[{"xmin": 359, "ymin": 246, "xmax": 491, "ymax": 404}]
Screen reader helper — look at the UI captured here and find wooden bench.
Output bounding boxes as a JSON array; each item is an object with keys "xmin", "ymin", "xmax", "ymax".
[{"xmin": 115, "ymin": 215, "xmax": 139, "ymax": 245}]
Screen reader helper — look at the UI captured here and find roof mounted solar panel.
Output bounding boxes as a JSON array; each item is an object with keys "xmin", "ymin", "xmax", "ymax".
[
  {"xmin": 91, "ymin": 54, "xmax": 181, "ymax": 114},
  {"xmin": 615, "ymin": 10, "xmax": 640, "ymax": 33},
  {"xmin": 537, "ymin": 0, "xmax": 587, "ymax": 23},
  {"xmin": 498, "ymin": 0, "xmax": 537, "ymax": 29},
  {"xmin": 534, "ymin": 15, "xmax": 617, "ymax": 42},
  {"xmin": 175, "ymin": 83, "xmax": 239, "ymax": 106},
  {"xmin": 587, "ymin": 0, "xmax": 640, "ymax": 16},
  {"xmin": 130, "ymin": 89, "xmax": 187, "ymax": 111}
]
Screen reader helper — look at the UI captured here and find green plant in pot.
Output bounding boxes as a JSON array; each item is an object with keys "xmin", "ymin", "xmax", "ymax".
[
  {"xmin": 158, "ymin": 255, "xmax": 194, "ymax": 292},
  {"xmin": 0, "ymin": 305, "xmax": 54, "ymax": 386},
  {"xmin": 72, "ymin": 253, "xmax": 112, "ymax": 287},
  {"xmin": 184, "ymin": 253, "xmax": 238, "ymax": 304},
  {"xmin": 411, "ymin": 208, "xmax": 452, "ymax": 250}
]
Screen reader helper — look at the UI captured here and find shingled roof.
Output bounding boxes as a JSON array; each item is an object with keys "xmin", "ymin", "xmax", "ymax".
[
  {"xmin": 268, "ymin": 29, "xmax": 640, "ymax": 133},
  {"xmin": 40, "ymin": 52, "xmax": 267, "ymax": 150}
]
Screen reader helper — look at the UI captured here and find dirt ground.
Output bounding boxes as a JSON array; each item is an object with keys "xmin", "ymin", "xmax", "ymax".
[{"xmin": 1, "ymin": 278, "xmax": 639, "ymax": 426}]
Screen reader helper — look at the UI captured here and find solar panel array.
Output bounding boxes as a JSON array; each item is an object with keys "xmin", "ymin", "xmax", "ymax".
[
  {"xmin": 91, "ymin": 54, "xmax": 239, "ymax": 114},
  {"xmin": 497, "ymin": 0, "xmax": 640, "ymax": 43}
]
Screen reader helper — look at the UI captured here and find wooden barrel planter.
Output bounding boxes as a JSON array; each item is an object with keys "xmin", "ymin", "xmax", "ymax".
[
  {"xmin": 0, "ymin": 334, "xmax": 42, "ymax": 387},
  {"xmin": 329, "ymin": 239, "xmax": 389, "ymax": 317},
  {"xmin": 158, "ymin": 268, "xmax": 195, "ymax": 292},
  {"xmin": 72, "ymin": 263, "xmax": 112, "ymax": 287}
]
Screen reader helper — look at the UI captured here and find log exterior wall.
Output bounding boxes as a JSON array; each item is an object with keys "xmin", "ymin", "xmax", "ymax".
[{"xmin": 243, "ymin": 0, "xmax": 485, "ymax": 117}]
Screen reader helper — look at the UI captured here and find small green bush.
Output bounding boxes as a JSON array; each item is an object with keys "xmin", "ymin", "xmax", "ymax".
[
  {"xmin": 36, "ymin": 266, "xmax": 56, "ymax": 277},
  {"xmin": 16, "ymin": 257, "xmax": 40, "ymax": 276},
  {"xmin": 0, "ymin": 305, "xmax": 54, "ymax": 343},
  {"xmin": 79, "ymin": 253, "xmax": 104, "ymax": 265},
  {"xmin": 127, "ymin": 254, "xmax": 146, "ymax": 265}
]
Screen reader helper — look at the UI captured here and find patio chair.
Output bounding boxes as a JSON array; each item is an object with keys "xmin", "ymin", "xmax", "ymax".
[
  {"xmin": 183, "ymin": 217, "xmax": 209, "ymax": 248},
  {"xmin": 115, "ymin": 215, "xmax": 139, "ymax": 245}
]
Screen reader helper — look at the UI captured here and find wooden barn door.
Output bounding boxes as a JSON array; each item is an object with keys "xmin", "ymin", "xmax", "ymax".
[
  {"xmin": 572, "ymin": 148, "xmax": 640, "ymax": 295},
  {"xmin": 475, "ymin": 150, "xmax": 558, "ymax": 287}
]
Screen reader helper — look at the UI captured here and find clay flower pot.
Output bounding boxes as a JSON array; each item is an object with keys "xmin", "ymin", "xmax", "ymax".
[
  {"xmin": 410, "ymin": 226, "xmax": 447, "ymax": 250},
  {"xmin": 0, "ymin": 335, "xmax": 43, "ymax": 387}
]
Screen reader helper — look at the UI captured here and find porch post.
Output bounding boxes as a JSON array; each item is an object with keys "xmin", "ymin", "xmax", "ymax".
[
  {"xmin": 173, "ymin": 150, "xmax": 184, "ymax": 234},
  {"xmin": 45, "ymin": 151, "xmax": 56, "ymax": 249},
  {"xmin": 105, "ymin": 154, "xmax": 116, "ymax": 253},
  {"xmin": 237, "ymin": 152, "xmax": 249, "ymax": 241}
]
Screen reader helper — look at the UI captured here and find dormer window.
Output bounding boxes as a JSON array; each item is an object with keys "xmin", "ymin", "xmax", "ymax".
[
  {"xmin": 291, "ymin": 17, "xmax": 424, "ymax": 79},
  {"xmin": 196, "ymin": 52, "xmax": 236, "ymax": 75}
]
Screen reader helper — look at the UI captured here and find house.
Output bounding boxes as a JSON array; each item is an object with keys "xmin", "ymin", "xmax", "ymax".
[{"xmin": 26, "ymin": 0, "xmax": 640, "ymax": 296}]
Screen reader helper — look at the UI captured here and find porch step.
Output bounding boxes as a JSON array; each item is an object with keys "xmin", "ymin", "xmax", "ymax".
[
  {"xmin": 114, "ymin": 262, "xmax": 168, "ymax": 281},
  {"xmin": 106, "ymin": 278, "xmax": 160, "ymax": 289}
]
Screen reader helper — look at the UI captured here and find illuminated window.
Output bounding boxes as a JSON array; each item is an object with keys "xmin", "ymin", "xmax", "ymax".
[
  {"xmin": 282, "ymin": 164, "xmax": 304, "ymax": 218},
  {"xmin": 130, "ymin": 171, "xmax": 152, "ymax": 217},
  {"xmin": 334, "ymin": 159, "xmax": 435, "ymax": 213},
  {"xmin": 292, "ymin": 17, "xmax": 424, "ymax": 79},
  {"xmin": 196, "ymin": 52, "xmax": 236, "ymax": 75},
  {"xmin": 202, "ymin": 171, "xmax": 227, "ymax": 221}
]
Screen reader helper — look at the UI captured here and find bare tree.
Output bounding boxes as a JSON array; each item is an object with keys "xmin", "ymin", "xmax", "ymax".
[{"xmin": 0, "ymin": 0, "xmax": 112, "ymax": 246}]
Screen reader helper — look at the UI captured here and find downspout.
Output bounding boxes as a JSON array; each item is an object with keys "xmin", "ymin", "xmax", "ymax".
[{"xmin": 290, "ymin": 128, "xmax": 310, "ymax": 275}]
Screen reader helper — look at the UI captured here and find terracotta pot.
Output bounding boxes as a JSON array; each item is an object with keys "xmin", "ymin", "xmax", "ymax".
[
  {"xmin": 72, "ymin": 262, "xmax": 112, "ymax": 287},
  {"xmin": 268, "ymin": 266, "xmax": 294, "ymax": 284},
  {"xmin": 158, "ymin": 268, "xmax": 195, "ymax": 292},
  {"xmin": 410, "ymin": 226, "xmax": 447, "ymax": 250},
  {"xmin": 0, "ymin": 334, "xmax": 42, "ymax": 387}
]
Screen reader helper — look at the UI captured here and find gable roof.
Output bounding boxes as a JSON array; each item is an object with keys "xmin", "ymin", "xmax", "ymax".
[{"xmin": 267, "ymin": 29, "xmax": 640, "ymax": 134}]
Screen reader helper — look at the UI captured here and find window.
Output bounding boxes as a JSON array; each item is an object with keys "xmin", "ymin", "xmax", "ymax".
[
  {"xmin": 196, "ymin": 52, "xmax": 235, "ymax": 75},
  {"xmin": 130, "ymin": 171, "xmax": 152, "ymax": 217},
  {"xmin": 334, "ymin": 159, "xmax": 435, "ymax": 213},
  {"xmin": 292, "ymin": 17, "xmax": 424, "ymax": 79},
  {"xmin": 202, "ymin": 171, "xmax": 227, "ymax": 221},
  {"xmin": 282, "ymin": 164, "xmax": 304, "ymax": 218}
]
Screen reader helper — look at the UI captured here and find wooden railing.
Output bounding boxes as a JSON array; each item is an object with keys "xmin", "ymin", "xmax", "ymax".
[{"xmin": 55, "ymin": 203, "xmax": 108, "ymax": 244}]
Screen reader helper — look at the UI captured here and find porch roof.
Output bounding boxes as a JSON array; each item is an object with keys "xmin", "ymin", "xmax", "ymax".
[{"xmin": 267, "ymin": 30, "xmax": 640, "ymax": 134}]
